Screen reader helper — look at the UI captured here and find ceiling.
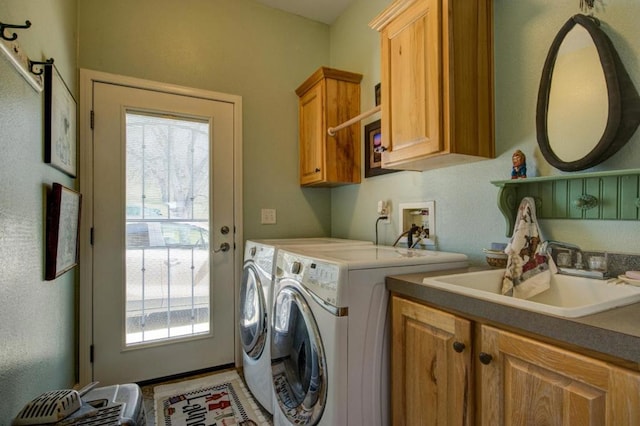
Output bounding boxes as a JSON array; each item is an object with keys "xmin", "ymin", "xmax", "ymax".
[{"xmin": 253, "ymin": 0, "xmax": 355, "ymax": 25}]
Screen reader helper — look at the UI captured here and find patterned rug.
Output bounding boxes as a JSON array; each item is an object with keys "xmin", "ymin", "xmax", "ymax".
[{"xmin": 154, "ymin": 370, "xmax": 270, "ymax": 425}]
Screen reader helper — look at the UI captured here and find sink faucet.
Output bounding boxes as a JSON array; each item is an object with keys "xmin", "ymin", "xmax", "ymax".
[
  {"xmin": 541, "ymin": 240, "xmax": 608, "ymax": 279},
  {"xmin": 540, "ymin": 240, "xmax": 583, "ymax": 268}
]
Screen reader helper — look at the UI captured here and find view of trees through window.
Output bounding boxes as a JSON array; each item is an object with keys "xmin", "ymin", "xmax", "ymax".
[{"xmin": 124, "ymin": 112, "xmax": 211, "ymax": 345}]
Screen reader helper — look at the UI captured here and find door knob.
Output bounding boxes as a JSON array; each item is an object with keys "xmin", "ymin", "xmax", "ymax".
[{"xmin": 213, "ymin": 242, "xmax": 230, "ymax": 253}]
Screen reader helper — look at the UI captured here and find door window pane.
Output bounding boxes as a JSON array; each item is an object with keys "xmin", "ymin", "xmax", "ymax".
[{"xmin": 125, "ymin": 112, "xmax": 210, "ymax": 345}]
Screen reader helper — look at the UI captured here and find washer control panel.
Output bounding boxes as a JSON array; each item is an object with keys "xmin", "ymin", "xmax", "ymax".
[{"xmin": 279, "ymin": 251, "xmax": 345, "ymax": 307}]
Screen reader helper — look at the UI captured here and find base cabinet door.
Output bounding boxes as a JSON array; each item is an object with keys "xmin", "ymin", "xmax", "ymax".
[
  {"xmin": 479, "ymin": 324, "xmax": 640, "ymax": 426},
  {"xmin": 391, "ymin": 295, "xmax": 473, "ymax": 426}
]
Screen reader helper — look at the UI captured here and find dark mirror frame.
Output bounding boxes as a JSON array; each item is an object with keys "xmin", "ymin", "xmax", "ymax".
[{"xmin": 536, "ymin": 14, "xmax": 640, "ymax": 172}]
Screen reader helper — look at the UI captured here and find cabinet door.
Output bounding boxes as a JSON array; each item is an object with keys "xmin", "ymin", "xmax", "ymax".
[
  {"xmin": 391, "ymin": 296, "xmax": 473, "ymax": 426},
  {"xmin": 298, "ymin": 81, "xmax": 324, "ymax": 185},
  {"xmin": 371, "ymin": 0, "xmax": 494, "ymax": 171},
  {"xmin": 380, "ymin": 0, "xmax": 443, "ymax": 167},
  {"xmin": 479, "ymin": 325, "xmax": 640, "ymax": 426}
]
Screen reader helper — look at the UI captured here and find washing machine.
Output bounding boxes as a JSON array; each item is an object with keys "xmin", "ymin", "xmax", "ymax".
[
  {"xmin": 239, "ymin": 238, "xmax": 372, "ymax": 414},
  {"xmin": 270, "ymin": 245, "xmax": 468, "ymax": 426}
]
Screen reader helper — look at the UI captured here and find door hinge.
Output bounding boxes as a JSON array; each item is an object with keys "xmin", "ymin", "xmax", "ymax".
[
  {"xmin": 90, "ymin": 227, "xmax": 94, "ymax": 245},
  {"xmin": 90, "ymin": 344, "xmax": 94, "ymax": 363},
  {"xmin": 90, "ymin": 110, "xmax": 94, "ymax": 129}
]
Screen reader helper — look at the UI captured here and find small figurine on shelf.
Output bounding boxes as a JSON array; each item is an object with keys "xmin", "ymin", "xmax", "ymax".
[{"xmin": 511, "ymin": 150, "xmax": 527, "ymax": 179}]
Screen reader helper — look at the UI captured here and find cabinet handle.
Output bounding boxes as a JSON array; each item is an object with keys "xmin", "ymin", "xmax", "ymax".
[
  {"xmin": 315, "ymin": 168, "xmax": 321, "ymax": 172},
  {"xmin": 478, "ymin": 352, "xmax": 493, "ymax": 365},
  {"xmin": 452, "ymin": 341, "xmax": 466, "ymax": 353}
]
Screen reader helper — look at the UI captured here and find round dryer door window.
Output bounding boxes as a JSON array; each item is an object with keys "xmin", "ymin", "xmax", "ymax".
[
  {"xmin": 239, "ymin": 264, "xmax": 267, "ymax": 359},
  {"xmin": 271, "ymin": 283, "xmax": 326, "ymax": 425}
]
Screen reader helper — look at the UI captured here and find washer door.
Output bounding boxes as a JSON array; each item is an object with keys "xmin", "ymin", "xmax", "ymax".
[
  {"xmin": 271, "ymin": 282, "xmax": 326, "ymax": 425},
  {"xmin": 239, "ymin": 263, "xmax": 268, "ymax": 359}
]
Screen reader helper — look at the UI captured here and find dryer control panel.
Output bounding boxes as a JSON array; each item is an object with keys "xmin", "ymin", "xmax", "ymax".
[{"xmin": 245, "ymin": 242, "xmax": 275, "ymax": 277}]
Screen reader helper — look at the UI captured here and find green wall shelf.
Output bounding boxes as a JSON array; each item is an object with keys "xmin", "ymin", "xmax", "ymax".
[{"xmin": 491, "ymin": 169, "xmax": 640, "ymax": 237}]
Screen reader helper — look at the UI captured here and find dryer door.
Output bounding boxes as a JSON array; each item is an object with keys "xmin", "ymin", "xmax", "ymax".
[
  {"xmin": 271, "ymin": 281, "xmax": 327, "ymax": 425},
  {"xmin": 239, "ymin": 263, "xmax": 268, "ymax": 359}
]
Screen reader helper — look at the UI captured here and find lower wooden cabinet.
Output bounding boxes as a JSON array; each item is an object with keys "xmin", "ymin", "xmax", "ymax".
[
  {"xmin": 391, "ymin": 295, "xmax": 473, "ymax": 425},
  {"xmin": 391, "ymin": 295, "xmax": 640, "ymax": 425},
  {"xmin": 479, "ymin": 324, "xmax": 640, "ymax": 426}
]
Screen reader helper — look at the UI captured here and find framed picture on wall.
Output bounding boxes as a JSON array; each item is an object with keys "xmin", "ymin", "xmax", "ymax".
[
  {"xmin": 364, "ymin": 119, "xmax": 398, "ymax": 178},
  {"xmin": 45, "ymin": 183, "xmax": 82, "ymax": 280},
  {"xmin": 44, "ymin": 64, "xmax": 77, "ymax": 177}
]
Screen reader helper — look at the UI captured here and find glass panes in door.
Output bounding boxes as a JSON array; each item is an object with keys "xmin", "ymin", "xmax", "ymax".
[{"xmin": 125, "ymin": 112, "xmax": 211, "ymax": 345}]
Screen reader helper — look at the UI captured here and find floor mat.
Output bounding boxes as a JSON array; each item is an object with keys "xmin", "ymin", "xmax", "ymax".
[{"xmin": 154, "ymin": 370, "xmax": 271, "ymax": 425}]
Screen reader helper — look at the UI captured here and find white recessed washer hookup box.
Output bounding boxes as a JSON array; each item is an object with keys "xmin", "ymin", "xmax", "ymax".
[{"xmin": 399, "ymin": 201, "xmax": 436, "ymax": 247}]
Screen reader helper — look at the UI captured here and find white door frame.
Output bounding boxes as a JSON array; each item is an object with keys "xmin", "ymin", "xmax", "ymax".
[{"xmin": 78, "ymin": 69, "xmax": 243, "ymax": 385}]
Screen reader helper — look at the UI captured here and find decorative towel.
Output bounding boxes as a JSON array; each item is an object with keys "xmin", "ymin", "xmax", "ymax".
[{"xmin": 501, "ymin": 197, "xmax": 552, "ymax": 299}]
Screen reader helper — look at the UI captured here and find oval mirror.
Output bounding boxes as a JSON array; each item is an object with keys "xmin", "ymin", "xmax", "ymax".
[{"xmin": 536, "ymin": 14, "xmax": 640, "ymax": 171}]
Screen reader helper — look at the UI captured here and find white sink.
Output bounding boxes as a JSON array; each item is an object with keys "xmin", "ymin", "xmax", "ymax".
[{"xmin": 421, "ymin": 269, "xmax": 640, "ymax": 318}]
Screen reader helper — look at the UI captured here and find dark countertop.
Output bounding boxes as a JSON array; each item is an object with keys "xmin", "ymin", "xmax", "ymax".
[{"xmin": 386, "ymin": 268, "xmax": 640, "ymax": 368}]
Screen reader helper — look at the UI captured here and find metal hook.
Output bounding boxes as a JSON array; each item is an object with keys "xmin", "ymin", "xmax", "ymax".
[
  {"xmin": 579, "ymin": 0, "xmax": 595, "ymax": 12},
  {"xmin": 0, "ymin": 20, "xmax": 31, "ymax": 41},
  {"xmin": 28, "ymin": 58, "xmax": 54, "ymax": 76},
  {"xmin": 579, "ymin": 0, "xmax": 601, "ymax": 24}
]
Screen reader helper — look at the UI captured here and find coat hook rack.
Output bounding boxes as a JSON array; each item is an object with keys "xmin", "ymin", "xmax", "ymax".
[
  {"xmin": 0, "ymin": 20, "xmax": 31, "ymax": 41},
  {"xmin": 0, "ymin": 18, "xmax": 43, "ymax": 92},
  {"xmin": 29, "ymin": 58, "xmax": 54, "ymax": 75}
]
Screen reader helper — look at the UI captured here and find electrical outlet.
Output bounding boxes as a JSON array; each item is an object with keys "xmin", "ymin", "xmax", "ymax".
[
  {"xmin": 377, "ymin": 200, "xmax": 391, "ymax": 224},
  {"xmin": 398, "ymin": 201, "xmax": 435, "ymax": 246},
  {"xmin": 261, "ymin": 208, "xmax": 276, "ymax": 224}
]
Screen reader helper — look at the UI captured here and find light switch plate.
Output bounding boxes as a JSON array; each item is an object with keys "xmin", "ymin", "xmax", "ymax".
[{"xmin": 261, "ymin": 208, "xmax": 276, "ymax": 224}]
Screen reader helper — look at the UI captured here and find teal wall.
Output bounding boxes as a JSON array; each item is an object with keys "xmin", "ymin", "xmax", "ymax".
[
  {"xmin": 330, "ymin": 0, "xmax": 640, "ymax": 264},
  {"xmin": 3, "ymin": 0, "xmax": 640, "ymax": 421},
  {"xmin": 0, "ymin": 0, "xmax": 78, "ymax": 421}
]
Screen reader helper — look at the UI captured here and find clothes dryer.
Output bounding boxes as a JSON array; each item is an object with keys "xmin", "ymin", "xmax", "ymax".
[
  {"xmin": 270, "ymin": 245, "xmax": 468, "ymax": 426},
  {"xmin": 239, "ymin": 238, "xmax": 372, "ymax": 414}
]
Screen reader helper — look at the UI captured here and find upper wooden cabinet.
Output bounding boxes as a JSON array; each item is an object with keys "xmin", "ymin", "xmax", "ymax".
[
  {"xmin": 296, "ymin": 67, "xmax": 362, "ymax": 187},
  {"xmin": 370, "ymin": 0, "xmax": 494, "ymax": 171}
]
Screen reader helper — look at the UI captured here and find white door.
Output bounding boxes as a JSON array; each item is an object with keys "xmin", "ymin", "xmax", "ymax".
[{"xmin": 91, "ymin": 80, "xmax": 236, "ymax": 384}]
